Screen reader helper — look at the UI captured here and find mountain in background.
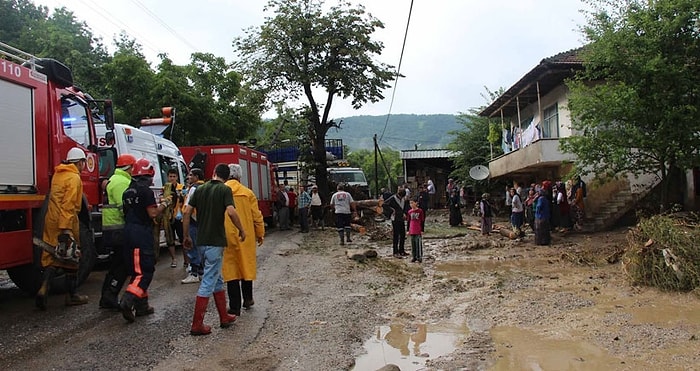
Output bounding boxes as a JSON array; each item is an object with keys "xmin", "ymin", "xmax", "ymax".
[{"xmin": 327, "ymin": 114, "xmax": 460, "ymax": 151}]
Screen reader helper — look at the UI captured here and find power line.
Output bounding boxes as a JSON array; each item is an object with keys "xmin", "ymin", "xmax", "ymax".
[
  {"xmin": 378, "ymin": 0, "xmax": 413, "ymax": 144},
  {"xmin": 129, "ymin": 0, "xmax": 199, "ymax": 53},
  {"xmin": 74, "ymin": 0, "xmax": 163, "ymax": 56}
]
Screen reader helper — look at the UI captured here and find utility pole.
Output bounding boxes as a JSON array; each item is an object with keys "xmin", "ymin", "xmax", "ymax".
[{"xmin": 374, "ymin": 134, "xmax": 379, "ymax": 198}]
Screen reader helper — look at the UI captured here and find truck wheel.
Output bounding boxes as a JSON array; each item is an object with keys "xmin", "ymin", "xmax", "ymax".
[
  {"xmin": 7, "ymin": 262, "xmax": 42, "ymax": 294},
  {"xmin": 264, "ymin": 215, "xmax": 275, "ymax": 228},
  {"xmin": 75, "ymin": 224, "xmax": 97, "ymax": 286},
  {"xmin": 7, "ymin": 224, "xmax": 96, "ymax": 294}
]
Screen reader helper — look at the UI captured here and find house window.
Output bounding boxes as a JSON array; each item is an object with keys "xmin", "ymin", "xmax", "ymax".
[{"xmin": 542, "ymin": 103, "xmax": 559, "ymax": 138}]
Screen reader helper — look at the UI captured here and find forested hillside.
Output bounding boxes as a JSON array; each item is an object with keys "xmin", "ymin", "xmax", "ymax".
[{"xmin": 328, "ymin": 114, "xmax": 460, "ymax": 151}]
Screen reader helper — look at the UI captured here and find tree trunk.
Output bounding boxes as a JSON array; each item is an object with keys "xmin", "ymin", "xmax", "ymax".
[{"xmin": 313, "ymin": 133, "xmax": 330, "ymax": 203}]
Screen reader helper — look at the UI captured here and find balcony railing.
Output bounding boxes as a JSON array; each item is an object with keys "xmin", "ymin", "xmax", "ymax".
[{"xmin": 488, "ymin": 138, "xmax": 575, "ymax": 178}]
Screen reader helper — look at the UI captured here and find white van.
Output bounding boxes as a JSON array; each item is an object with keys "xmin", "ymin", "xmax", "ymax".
[{"xmin": 96, "ymin": 123, "xmax": 187, "ymax": 188}]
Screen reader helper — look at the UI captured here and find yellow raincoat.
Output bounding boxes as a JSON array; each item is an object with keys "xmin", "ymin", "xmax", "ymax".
[
  {"xmin": 222, "ymin": 179, "xmax": 265, "ymax": 282},
  {"xmin": 41, "ymin": 162, "xmax": 83, "ymax": 269}
]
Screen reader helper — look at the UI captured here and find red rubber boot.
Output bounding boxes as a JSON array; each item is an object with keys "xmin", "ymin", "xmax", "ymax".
[
  {"xmin": 190, "ymin": 296, "xmax": 212, "ymax": 336},
  {"xmin": 213, "ymin": 290, "xmax": 237, "ymax": 328}
]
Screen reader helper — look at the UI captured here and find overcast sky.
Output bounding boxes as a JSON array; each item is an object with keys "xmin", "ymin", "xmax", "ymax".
[{"xmin": 33, "ymin": 0, "xmax": 589, "ymax": 119}]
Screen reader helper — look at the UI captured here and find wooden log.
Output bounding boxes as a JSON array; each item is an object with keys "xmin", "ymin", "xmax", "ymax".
[
  {"xmin": 499, "ymin": 227, "xmax": 518, "ymax": 239},
  {"xmin": 350, "ymin": 223, "xmax": 366, "ymax": 234},
  {"xmin": 347, "ymin": 199, "xmax": 384, "ymax": 216},
  {"xmin": 352, "ymin": 199, "xmax": 383, "ymax": 209}
]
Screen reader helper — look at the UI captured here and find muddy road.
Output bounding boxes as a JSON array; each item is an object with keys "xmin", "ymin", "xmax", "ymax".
[{"xmin": 1, "ymin": 211, "xmax": 699, "ymax": 370}]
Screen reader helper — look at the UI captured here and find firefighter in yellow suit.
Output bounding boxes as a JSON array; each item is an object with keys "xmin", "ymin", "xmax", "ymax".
[
  {"xmin": 222, "ymin": 164, "xmax": 265, "ymax": 316},
  {"xmin": 36, "ymin": 147, "xmax": 89, "ymax": 310}
]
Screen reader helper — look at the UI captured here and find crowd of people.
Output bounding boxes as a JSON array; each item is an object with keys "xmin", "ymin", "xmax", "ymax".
[
  {"xmin": 39, "ymin": 152, "xmax": 588, "ymax": 333},
  {"xmin": 503, "ymin": 177, "xmax": 588, "ymax": 245},
  {"xmin": 37, "ymin": 148, "xmax": 266, "ymax": 336}
]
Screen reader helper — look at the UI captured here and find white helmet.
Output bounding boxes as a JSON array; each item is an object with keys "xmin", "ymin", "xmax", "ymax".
[{"xmin": 66, "ymin": 147, "xmax": 86, "ymax": 162}]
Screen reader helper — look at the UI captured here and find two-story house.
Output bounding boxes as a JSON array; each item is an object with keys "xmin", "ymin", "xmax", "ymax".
[{"xmin": 479, "ymin": 48, "xmax": 698, "ymax": 231}]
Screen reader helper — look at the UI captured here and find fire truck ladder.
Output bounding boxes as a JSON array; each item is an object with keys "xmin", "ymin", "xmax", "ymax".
[{"xmin": 0, "ymin": 41, "xmax": 41, "ymax": 69}]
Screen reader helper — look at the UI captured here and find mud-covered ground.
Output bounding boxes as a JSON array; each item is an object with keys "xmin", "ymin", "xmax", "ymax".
[
  {"xmin": 271, "ymin": 209, "xmax": 700, "ymax": 370},
  {"xmin": 2, "ymin": 209, "xmax": 699, "ymax": 371}
]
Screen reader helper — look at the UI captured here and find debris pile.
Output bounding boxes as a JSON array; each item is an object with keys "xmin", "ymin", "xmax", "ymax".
[{"xmin": 623, "ymin": 213, "xmax": 700, "ymax": 291}]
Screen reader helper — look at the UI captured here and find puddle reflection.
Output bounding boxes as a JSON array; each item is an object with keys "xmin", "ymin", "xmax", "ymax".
[{"xmin": 353, "ymin": 322, "xmax": 464, "ymax": 371}]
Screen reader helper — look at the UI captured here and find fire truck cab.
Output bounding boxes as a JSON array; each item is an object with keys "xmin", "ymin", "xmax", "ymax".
[
  {"xmin": 180, "ymin": 145, "xmax": 276, "ymax": 226},
  {"xmin": 0, "ymin": 42, "xmax": 115, "ymax": 293}
]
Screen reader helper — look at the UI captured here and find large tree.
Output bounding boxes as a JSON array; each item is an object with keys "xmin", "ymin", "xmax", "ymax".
[
  {"xmin": 233, "ymin": 0, "xmax": 395, "ymax": 200},
  {"xmin": 0, "ymin": 1, "xmax": 110, "ymax": 96},
  {"xmin": 102, "ymin": 35, "xmax": 156, "ymax": 125},
  {"xmin": 561, "ymin": 0, "xmax": 700, "ymax": 209}
]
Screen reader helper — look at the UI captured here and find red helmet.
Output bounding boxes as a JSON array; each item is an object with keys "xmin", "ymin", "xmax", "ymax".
[
  {"xmin": 132, "ymin": 158, "xmax": 155, "ymax": 177},
  {"xmin": 116, "ymin": 154, "xmax": 137, "ymax": 168}
]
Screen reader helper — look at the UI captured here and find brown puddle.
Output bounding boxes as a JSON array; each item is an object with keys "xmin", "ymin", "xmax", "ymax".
[
  {"xmin": 587, "ymin": 291, "xmax": 700, "ymax": 326},
  {"xmin": 490, "ymin": 326, "xmax": 632, "ymax": 370},
  {"xmin": 352, "ymin": 322, "xmax": 465, "ymax": 370},
  {"xmin": 434, "ymin": 258, "xmax": 700, "ymax": 369}
]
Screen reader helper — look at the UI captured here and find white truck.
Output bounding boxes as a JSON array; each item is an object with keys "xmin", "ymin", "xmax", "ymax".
[
  {"xmin": 96, "ymin": 123, "xmax": 187, "ymax": 188},
  {"xmin": 327, "ymin": 166, "xmax": 370, "ymax": 199}
]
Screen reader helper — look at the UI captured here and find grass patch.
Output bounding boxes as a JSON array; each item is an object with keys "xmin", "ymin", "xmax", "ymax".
[{"xmin": 424, "ymin": 224, "xmax": 469, "ymax": 238}]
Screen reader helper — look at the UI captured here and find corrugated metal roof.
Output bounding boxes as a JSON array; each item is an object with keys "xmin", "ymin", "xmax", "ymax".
[{"xmin": 400, "ymin": 149, "xmax": 459, "ymax": 160}]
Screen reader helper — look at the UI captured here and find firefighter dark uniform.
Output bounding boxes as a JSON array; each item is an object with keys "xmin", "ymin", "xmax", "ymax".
[
  {"xmin": 119, "ymin": 158, "xmax": 169, "ymax": 323},
  {"xmin": 98, "ymin": 154, "xmax": 136, "ymax": 310}
]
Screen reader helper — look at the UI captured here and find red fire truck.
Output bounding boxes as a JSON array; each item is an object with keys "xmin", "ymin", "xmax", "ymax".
[
  {"xmin": 179, "ymin": 145, "xmax": 277, "ymax": 226},
  {"xmin": 0, "ymin": 42, "xmax": 116, "ymax": 293}
]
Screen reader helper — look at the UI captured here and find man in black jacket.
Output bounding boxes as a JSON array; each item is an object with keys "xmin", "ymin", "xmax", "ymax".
[{"xmin": 384, "ymin": 188, "xmax": 410, "ymax": 258}]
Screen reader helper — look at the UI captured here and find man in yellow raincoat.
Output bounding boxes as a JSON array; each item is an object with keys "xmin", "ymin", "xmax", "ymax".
[
  {"xmin": 36, "ymin": 147, "xmax": 89, "ymax": 310},
  {"xmin": 223, "ymin": 163, "xmax": 265, "ymax": 316}
]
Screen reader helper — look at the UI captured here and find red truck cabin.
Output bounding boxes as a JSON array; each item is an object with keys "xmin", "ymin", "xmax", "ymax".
[{"xmin": 180, "ymin": 145, "xmax": 276, "ymax": 221}]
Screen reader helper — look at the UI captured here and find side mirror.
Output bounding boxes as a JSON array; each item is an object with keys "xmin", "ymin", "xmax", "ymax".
[
  {"xmin": 104, "ymin": 131, "xmax": 115, "ymax": 146},
  {"xmin": 104, "ymin": 100, "xmax": 115, "ymax": 131}
]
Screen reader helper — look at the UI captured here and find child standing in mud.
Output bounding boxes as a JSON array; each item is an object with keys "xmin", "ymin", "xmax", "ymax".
[{"xmin": 407, "ymin": 198, "xmax": 425, "ymax": 263}]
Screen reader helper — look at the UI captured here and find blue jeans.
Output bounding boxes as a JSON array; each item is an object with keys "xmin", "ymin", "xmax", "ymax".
[
  {"xmin": 186, "ymin": 225, "xmax": 203, "ymax": 275},
  {"xmin": 197, "ymin": 245, "xmax": 225, "ymax": 297}
]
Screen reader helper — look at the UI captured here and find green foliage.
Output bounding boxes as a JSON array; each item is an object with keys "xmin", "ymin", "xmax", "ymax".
[
  {"xmin": 346, "ymin": 148, "xmax": 402, "ymax": 192},
  {"xmin": 234, "ymin": 0, "xmax": 396, "ymax": 201},
  {"xmin": 1, "ymin": 1, "xmax": 263, "ymax": 147},
  {"xmin": 447, "ymin": 109, "xmax": 502, "ymax": 187},
  {"xmin": 256, "ymin": 106, "xmax": 311, "ymax": 149},
  {"xmin": 1, "ymin": 1, "xmax": 110, "ymax": 96},
  {"xmin": 562, "ymin": 0, "xmax": 700, "ymax": 208},
  {"xmin": 102, "ymin": 37, "xmax": 156, "ymax": 126}
]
